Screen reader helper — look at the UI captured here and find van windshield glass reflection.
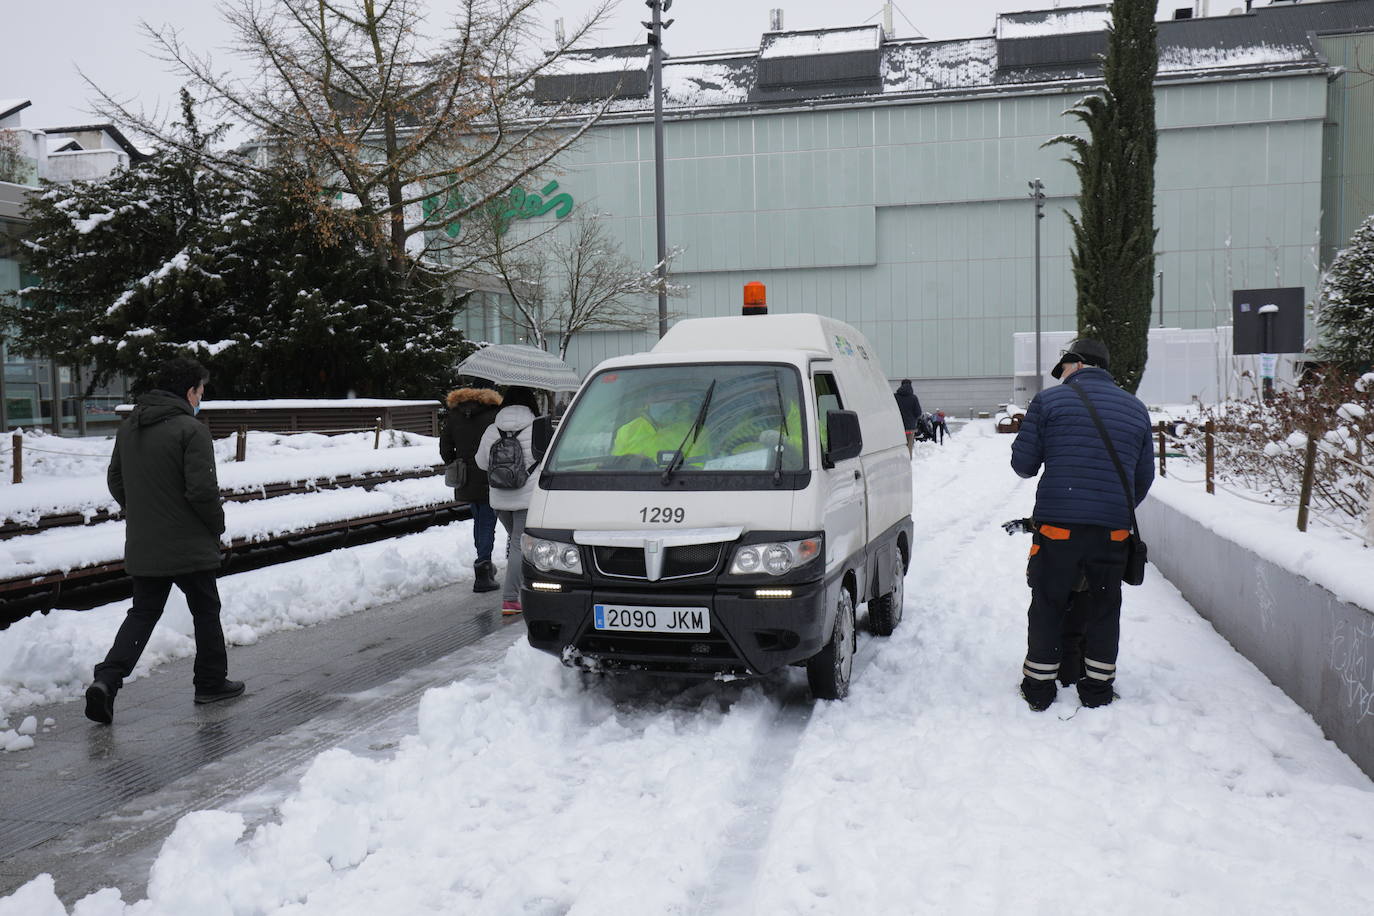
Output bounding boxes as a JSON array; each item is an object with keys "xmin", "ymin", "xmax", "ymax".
[{"xmin": 547, "ymin": 365, "xmax": 806, "ymax": 474}]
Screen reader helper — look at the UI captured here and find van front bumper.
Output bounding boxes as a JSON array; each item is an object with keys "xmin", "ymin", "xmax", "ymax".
[{"xmin": 521, "ymin": 579, "xmax": 831, "ymax": 678}]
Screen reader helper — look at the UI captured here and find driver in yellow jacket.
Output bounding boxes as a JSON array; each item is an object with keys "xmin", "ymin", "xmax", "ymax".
[{"xmin": 612, "ymin": 398, "xmax": 712, "ymax": 464}]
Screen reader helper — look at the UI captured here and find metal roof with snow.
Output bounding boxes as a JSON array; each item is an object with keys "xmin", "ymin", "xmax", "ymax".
[{"xmin": 534, "ymin": 0, "xmax": 1374, "ymax": 118}]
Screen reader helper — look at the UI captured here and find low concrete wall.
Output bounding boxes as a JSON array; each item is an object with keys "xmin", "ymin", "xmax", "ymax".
[{"xmin": 1139, "ymin": 498, "xmax": 1374, "ymax": 777}]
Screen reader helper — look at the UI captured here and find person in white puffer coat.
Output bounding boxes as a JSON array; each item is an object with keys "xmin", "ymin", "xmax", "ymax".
[{"xmin": 475, "ymin": 386, "xmax": 543, "ymax": 614}]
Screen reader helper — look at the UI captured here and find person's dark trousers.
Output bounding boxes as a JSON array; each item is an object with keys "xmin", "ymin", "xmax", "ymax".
[
  {"xmin": 1021, "ymin": 523, "xmax": 1127, "ymax": 708},
  {"xmin": 1059, "ymin": 591, "xmax": 1090, "ymax": 686},
  {"xmin": 93, "ymin": 570, "xmax": 228, "ymax": 692},
  {"xmin": 470, "ymin": 501, "xmax": 497, "ymax": 565}
]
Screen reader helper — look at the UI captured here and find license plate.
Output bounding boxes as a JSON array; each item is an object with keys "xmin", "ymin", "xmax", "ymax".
[{"xmin": 593, "ymin": 604, "xmax": 710, "ymax": 633}]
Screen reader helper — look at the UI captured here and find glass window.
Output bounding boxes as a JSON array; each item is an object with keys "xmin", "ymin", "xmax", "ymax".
[
  {"xmin": 812, "ymin": 372, "xmax": 844, "ymax": 452},
  {"xmin": 547, "ymin": 363, "xmax": 806, "ymax": 475}
]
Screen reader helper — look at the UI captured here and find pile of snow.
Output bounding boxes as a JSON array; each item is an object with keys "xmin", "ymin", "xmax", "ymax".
[
  {"xmin": 0, "ymin": 519, "xmax": 483, "ymax": 738},
  {"xmin": 5, "ymin": 423, "xmax": 1373, "ymax": 913},
  {"xmin": 0, "ymin": 476, "xmax": 455, "ymax": 580},
  {"xmin": 0, "ymin": 430, "xmax": 437, "ymax": 526}
]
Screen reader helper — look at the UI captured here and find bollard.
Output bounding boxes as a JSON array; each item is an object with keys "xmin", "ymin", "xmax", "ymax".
[
  {"xmin": 1157, "ymin": 424, "xmax": 1167, "ymax": 478},
  {"xmin": 373, "ymin": 418, "xmax": 382, "ymax": 450},
  {"xmin": 235, "ymin": 426, "xmax": 247, "ymax": 462},
  {"xmin": 11, "ymin": 431, "xmax": 21, "ymax": 484},
  {"xmin": 1204, "ymin": 420, "xmax": 1214, "ymax": 495},
  {"xmin": 1296, "ymin": 438, "xmax": 1317, "ymax": 533}
]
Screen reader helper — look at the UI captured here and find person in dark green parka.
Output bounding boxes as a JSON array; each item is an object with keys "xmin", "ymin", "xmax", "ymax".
[{"xmin": 85, "ymin": 357, "xmax": 243, "ymax": 724}]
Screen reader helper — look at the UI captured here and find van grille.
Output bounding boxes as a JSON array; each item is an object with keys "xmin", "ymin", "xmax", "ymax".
[{"xmin": 592, "ymin": 544, "xmax": 722, "ymax": 580}]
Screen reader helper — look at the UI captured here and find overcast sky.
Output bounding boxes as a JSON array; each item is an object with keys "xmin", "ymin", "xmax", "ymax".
[{"xmin": 3, "ymin": 1, "xmax": 1223, "ymax": 132}]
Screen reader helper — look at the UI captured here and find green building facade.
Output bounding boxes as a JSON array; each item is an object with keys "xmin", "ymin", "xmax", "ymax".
[{"xmin": 503, "ymin": 2, "xmax": 1374, "ymax": 410}]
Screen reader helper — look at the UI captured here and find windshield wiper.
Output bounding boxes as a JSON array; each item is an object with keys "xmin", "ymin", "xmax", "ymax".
[
  {"xmin": 771, "ymin": 371, "xmax": 788, "ymax": 486},
  {"xmin": 661, "ymin": 379, "xmax": 716, "ymax": 486}
]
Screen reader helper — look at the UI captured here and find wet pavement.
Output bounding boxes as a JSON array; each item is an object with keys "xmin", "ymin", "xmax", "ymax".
[{"xmin": 0, "ymin": 580, "xmax": 523, "ymax": 904}]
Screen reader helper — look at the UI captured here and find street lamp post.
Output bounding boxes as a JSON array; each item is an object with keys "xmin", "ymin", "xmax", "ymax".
[
  {"xmin": 1028, "ymin": 179, "xmax": 1046, "ymax": 395},
  {"xmin": 644, "ymin": 0, "xmax": 674, "ymax": 338},
  {"xmin": 1258, "ymin": 303, "xmax": 1278, "ymax": 401}
]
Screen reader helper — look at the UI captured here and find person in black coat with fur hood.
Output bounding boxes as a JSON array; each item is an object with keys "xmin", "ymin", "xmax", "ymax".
[{"xmin": 440, "ymin": 381, "xmax": 503, "ymax": 592}]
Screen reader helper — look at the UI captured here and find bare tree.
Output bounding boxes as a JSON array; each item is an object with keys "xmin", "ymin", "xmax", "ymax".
[
  {"xmin": 86, "ymin": 0, "xmax": 615, "ymax": 277},
  {"xmin": 482, "ymin": 212, "xmax": 684, "ymax": 358}
]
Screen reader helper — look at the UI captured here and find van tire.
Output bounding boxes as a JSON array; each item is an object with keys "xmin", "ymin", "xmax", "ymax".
[
  {"xmin": 807, "ymin": 589, "xmax": 855, "ymax": 700},
  {"xmin": 868, "ymin": 543, "xmax": 906, "ymax": 637}
]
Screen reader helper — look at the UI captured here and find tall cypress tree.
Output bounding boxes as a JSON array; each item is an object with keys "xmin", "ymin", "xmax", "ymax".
[{"xmin": 1048, "ymin": 0, "xmax": 1158, "ymax": 393}]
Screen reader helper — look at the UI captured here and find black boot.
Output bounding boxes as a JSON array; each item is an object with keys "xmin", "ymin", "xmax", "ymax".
[{"xmin": 473, "ymin": 561, "xmax": 499, "ymax": 593}]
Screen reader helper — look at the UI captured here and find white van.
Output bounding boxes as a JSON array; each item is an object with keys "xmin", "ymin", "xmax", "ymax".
[{"xmin": 519, "ymin": 311, "xmax": 913, "ymax": 699}]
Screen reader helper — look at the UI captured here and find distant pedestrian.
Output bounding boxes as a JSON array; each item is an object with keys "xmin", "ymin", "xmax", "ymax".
[
  {"xmin": 1010, "ymin": 338, "xmax": 1153, "ymax": 711},
  {"xmin": 894, "ymin": 380, "xmax": 922, "ymax": 455},
  {"xmin": 85, "ymin": 357, "xmax": 242, "ymax": 724},
  {"xmin": 932, "ymin": 410, "xmax": 949, "ymax": 444},
  {"xmin": 440, "ymin": 380, "xmax": 503, "ymax": 593},
  {"xmin": 475, "ymin": 386, "xmax": 548, "ymax": 615}
]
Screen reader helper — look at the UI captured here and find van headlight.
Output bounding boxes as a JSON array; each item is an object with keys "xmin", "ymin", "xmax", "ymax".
[
  {"xmin": 521, "ymin": 535, "xmax": 583, "ymax": 574},
  {"xmin": 728, "ymin": 537, "xmax": 822, "ymax": 577}
]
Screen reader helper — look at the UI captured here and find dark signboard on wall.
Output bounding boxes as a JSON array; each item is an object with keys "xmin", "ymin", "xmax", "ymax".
[{"xmin": 1232, "ymin": 287, "xmax": 1305, "ymax": 355}]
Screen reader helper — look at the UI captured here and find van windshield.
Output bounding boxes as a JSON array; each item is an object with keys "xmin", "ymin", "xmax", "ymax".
[{"xmin": 546, "ymin": 364, "xmax": 807, "ymax": 476}]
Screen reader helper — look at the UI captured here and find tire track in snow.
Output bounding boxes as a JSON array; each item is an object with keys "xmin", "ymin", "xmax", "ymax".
[{"xmin": 677, "ymin": 628, "xmax": 884, "ymax": 912}]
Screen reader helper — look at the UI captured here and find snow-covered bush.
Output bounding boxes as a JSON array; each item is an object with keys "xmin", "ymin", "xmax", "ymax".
[
  {"xmin": 1179, "ymin": 371, "xmax": 1374, "ymax": 524},
  {"xmin": 1316, "ymin": 213, "xmax": 1374, "ymax": 372}
]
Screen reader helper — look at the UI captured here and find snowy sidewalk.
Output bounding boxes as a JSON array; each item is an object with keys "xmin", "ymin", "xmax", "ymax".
[
  {"xmin": 4, "ymin": 423, "xmax": 1374, "ymax": 915},
  {"xmin": 0, "ymin": 580, "xmax": 521, "ymax": 902}
]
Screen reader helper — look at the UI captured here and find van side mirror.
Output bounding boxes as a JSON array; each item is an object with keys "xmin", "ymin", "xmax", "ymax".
[{"xmin": 824, "ymin": 409, "xmax": 863, "ymax": 466}]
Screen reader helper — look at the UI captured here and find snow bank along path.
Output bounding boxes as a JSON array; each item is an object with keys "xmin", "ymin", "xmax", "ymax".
[{"xmin": 4, "ymin": 424, "xmax": 1373, "ymax": 914}]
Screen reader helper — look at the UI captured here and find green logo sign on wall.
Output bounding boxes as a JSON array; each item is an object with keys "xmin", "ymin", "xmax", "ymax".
[{"xmin": 422, "ymin": 180, "xmax": 575, "ymax": 239}]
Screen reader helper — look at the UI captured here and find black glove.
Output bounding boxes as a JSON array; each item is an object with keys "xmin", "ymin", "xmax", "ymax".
[{"xmin": 1001, "ymin": 518, "xmax": 1034, "ymax": 536}]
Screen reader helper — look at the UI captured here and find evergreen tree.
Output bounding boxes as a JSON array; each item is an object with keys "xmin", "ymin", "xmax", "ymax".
[
  {"xmin": 1317, "ymin": 212, "xmax": 1374, "ymax": 372},
  {"xmin": 1047, "ymin": 0, "xmax": 1158, "ymax": 393},
  {"xmin": 2, "ymin": 95, "xmax": 469, "ymax": 397}
]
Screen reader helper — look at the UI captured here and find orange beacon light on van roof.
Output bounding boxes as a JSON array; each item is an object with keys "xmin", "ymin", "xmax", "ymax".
[{"xmin": 743, "ymin": 282, "xmax": 767, "ymax": 315}]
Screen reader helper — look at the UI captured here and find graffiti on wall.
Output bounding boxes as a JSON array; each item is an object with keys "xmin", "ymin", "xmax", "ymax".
[
  {"xmin": 422, "ymin": 180, "xmax": 575, "ymax": 239},
  {"xmin": 1330, "ymin": 611, "xmax": 1374, "ymax": 725}
]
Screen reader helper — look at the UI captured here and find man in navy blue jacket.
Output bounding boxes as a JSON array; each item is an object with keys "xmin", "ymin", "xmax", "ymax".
[{"xmin": 1010, "ymin": 338, "xmax": 1154, "ymax": 711}]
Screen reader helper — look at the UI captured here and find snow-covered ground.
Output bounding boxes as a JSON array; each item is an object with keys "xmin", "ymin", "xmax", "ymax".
[
  {"xmin": 3, "ymin": 421, "xmax": 1372, "ymax": 914},
  {"xmin": 0, "ymin": 429, "xmax": 438, "ymax": 525}
]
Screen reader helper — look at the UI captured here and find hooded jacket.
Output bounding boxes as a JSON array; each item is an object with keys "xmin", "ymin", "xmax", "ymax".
[
  {"xmin": 108, "ymin": 390, "xmax": 225, "ymax": 576},
  {"xmin": 474, "ymin": 405, "xmax": 540, "ymax": 511},
  {"xmin": 894, "ymin": 381, "xmax": 922, "ymax": 431},
  {"xmin": 1010, "ymin": 366, "xmax": 1154, "ymax": 530},
  {"xmin": 439, "ymin": 387, "xmax": 503, "ymax": 503}
]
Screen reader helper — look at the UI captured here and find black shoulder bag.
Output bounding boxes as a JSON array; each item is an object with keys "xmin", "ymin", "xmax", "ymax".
[{"xmin": 1068, "ymin": 383, "xmax": 1148, "ymax": 586}]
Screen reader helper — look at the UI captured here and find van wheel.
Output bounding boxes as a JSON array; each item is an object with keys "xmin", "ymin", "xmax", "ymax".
[
  {"xmin": 868, "ymin": 543, "xmax": 905, "ymax": 637},
  {"xmin": 807, "ymin": 589, "xmax": 855, "ymax": 700}
]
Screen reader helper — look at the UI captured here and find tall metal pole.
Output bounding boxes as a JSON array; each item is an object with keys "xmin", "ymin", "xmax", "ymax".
[
  {"xmin": 1029, "ymin": 179, "xmax": 1045, "ymax": 395},
  {"xmin": 645, "ymin": 1, "xmax": 674, "ymax": 338},
  {"xmin": 1157, "ymin": 270, "xmax": 1164, "ymax": 327}
]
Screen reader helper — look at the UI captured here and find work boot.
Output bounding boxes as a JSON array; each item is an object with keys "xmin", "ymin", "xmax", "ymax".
[
  {"xmin": 473, "ymin": 560, "xmax": 499, "ymax": 593},
  {"xmin": 1019, "ymin": 678, "xmax": 1055, "ymax": 712},
  {"xmin": 194, "ymin": 679, "xmax": 246, "ymax": 705},
  {"xmin": 84, "ymin": 680, "xmax": 115, "ymax": 724}
]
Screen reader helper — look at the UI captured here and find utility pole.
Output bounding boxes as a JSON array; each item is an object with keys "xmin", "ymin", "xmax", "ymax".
[
  {"xmin": 1028, "ymin": 179, "xmax": 1046, "ymax": 395},
  {"xmin": 1157, "ymin": 270, "xmax": 1164, "ymax": 327},
  {"xmin": 644, "ymin": 0, "xmax": 674, "ymax": 338}
]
